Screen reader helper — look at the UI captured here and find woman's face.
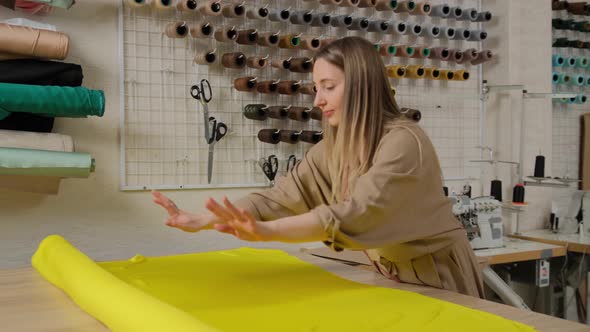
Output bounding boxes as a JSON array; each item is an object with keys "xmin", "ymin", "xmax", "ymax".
[{"xmin": 313, "ymin": 58, "xmax": 345, "ymax": 127}]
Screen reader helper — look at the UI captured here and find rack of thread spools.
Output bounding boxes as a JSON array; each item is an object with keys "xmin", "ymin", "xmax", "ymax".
[{"xmin": 119, "ymin": 0, "xmax": 494, "ymax": 190}]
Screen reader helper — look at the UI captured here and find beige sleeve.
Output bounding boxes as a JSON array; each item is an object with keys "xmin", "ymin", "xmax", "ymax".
[
  {"xmin": 311, "ymin": 127, "xmax": 423, "ymax": 251},
  {"xmin": 234, "ymin": 141, "xmax": 333, "ymax": 221}
]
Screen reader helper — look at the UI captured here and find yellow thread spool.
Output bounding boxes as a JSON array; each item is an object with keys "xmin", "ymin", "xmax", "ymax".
[{"xmin": 386, "ymin": 65, "xmax": 406, "ymax": 78}]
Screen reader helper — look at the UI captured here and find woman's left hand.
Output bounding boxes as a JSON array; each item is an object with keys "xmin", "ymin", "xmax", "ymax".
[{"xmin": 205, "ymin": 197, "xmax": 273, "ymax": 242}]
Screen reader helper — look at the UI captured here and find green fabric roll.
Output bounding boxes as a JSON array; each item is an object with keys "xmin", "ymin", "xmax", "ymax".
[
  {"xmin": 0, "ymin": 147, "xmax": 95, "ymax": 178},
  {"xmin": 0, "ymin": 83, "xmax": 105, "ymax": 120}
]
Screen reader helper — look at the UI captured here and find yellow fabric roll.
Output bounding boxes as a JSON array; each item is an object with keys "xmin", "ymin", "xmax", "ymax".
[{"xmin": 32, "ymin": 235, "xmax": 536, "ymax": 332}]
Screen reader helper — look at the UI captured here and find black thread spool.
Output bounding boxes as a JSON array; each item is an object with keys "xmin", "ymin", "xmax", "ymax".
[
  {"xmin": 243, "ymin": 104, "xmax": 268, "ymax": 121},
  {"xmin": 490, "ymin": 180, "xmax": 502, "ymax": 201},
  {"xmin": 512, "ymin": 184, "xmax": 525, "ymax": 203},
  {"xmin": 443, "ymin": 186, "xmax": 449, "ymax": 197},
  {"xmin": 534, "ymin": 155, "xmax": 545, "ymax": 178}
]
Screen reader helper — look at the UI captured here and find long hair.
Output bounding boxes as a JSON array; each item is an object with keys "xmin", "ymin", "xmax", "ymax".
[{"xmin": 314, "ymin": 36, "xmax": 403, "ymax": 202}]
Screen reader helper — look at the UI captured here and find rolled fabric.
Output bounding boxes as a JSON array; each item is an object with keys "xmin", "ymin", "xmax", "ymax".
[
  {"xmin": 287, "ymin": 107, "xmax": 311, "ymax": 122},
  {"xmin": 299, "ymin": 131, "xmax": 323, "ymax": 144},
  {"xmin": 236, "ymin": 29, "xmax": 258, "ymax": 45},
  {"xmin": 277, "ymin": 81, "xmax": 300, "ymax": 95},
  {"xmin": 0, "ymin": 147, "xmax": 94, "ymax": 178},
  {"xmin": 189, "ymin": 22, "xmax": 214, "ymax": 38},
  {"xmin": 256, "ymin": 80, "xmax": 279, "ymax": 94},
  {"xmin": 193, "ymin": 49, "xmax": 216, "ymax": 65},
  {"xmin": 268, "ymin": 8, "xmax": 290, "ymax": 22},
  {"xmin": 278, "ymin": 35, "xmax": 301, "ymax": 49},
  {"xmin": 271, "ymin": 57, "xmax": 291, "ymax": 70},
  {"xmin": 289, "ymin": 58, "xmax": 313, "ymax": 73},
  {"xmin": 310, "ymin": 107, "xmax": 323, "ymax": 121},
  {"xmin": 176, "ymin": 0, "xmax": 197, "ymax": 11},
  {"xmin": 198, "ymin": 0, "xmax": 221, "ymax": 16},
  {"xmin": 0, "ymin": 129, "xmax": 73, "ymax": 151},
  {"xmin": 0, "ymin": 112, "xmax": 53, "ymax": 133},
  {"xmin": 552, "ymin": 54, "xmax": 565, "ymax": 67},
  {"xmin": 471, "ymin": 49, "xmax": 493, "ymax": 65},
  {"xmin": 430, "ymin": 47, "xmax": 451, "ymax": 60},
  {"xmin": 468, "ymin": 30, "xmax": 487, "ymax": 41},
  {"xmin": 348, "ymin": 17, "xmax": 370, "ymax": 31},
  {"xmin": 394, "ymin": 0, "xmax": 415, "ymax": 13},
  {"xmin": 221, "ymin": 2, "xmax": 245, "ymax": 18},
  {"xmin": 405, "ymin": 65, "xmax": 425, "ymax": 78},
  {"xmin": 331, "ymin": 15, "xmax": 353, "ymax": 28},
  {"xmin": 386, "ymin": 65, "xmax": 406, "ymax": 78},
  {"xmin": 234, "ymin": 77, "xmax": 258, "ymax": 92},
  {"xmin": 429, "ymin": 4, "xmax": 450, "ymax": 17},
  {"xmin": 258, "ymin": 129, "xmax": 280, "ymax": 144},
  {"xmin": 310, "ymin": 13, "xmax": 331, "ymax": 27},
  {"xmin": 246, "ymin": 6, "xmax": 268, "ymax": 20},
  {"xmin": 246, "ymin": 56, "xmax": 269, "ymax": 69},
  {"xmin": 409, "ymin": 1, "xmax": 431, "ymax": 15},
  {"xmin": 299, "ymin": 36, "xmax": 321, "ymax": 51},
  {"xmin": 220, "ymin": 52, "xmax": 246, "ymax": 69},
  {"xmin": 257, "ymin": 31, "xmax": 280, "ymax": 47},
  {"xmin": 0, "ymin": 59, "xmax": 83, "ymax": 86},
  {"xmin": 164, "ymin": 22, "xmax": 188, "ymax": 38},
  {"xmin": 375, "ymin": 0, "xmax": 396, "ymax": 11},
  {"xmin": 0, "ymin": 23, "xmax": 69, "ymax": 60},
  {"xmin": 213, "ymin": 26, "xmax": 237, "ymax": 42},
  {"xmin": 456, "ymin": 48, "xmax": 477, "ymax": 64},
  {"xmin": 279, "ymin": 130, "xmax": 301, "ymax": 144},
  {"xmin": 243, "ymin": 104, "xmax": 268, "ymax": 121},
  {"xmin": 457, "ymin": 7, "xmax": 478, "ymax": 21},
  {"xmin": 299, "ymin": 83, "xmax": 316, "ymax": 95},
  {"xmin": 451, "ymin": 70, "xmax": 470, "ymax": 81},
  {"xmin": 290, "ymin": 10, "xmax": 313, "ymax": 25},
  {"xmin": 267, "ymin": 106, "xmax": 289, "ymax": 120},
  {"xmin": 473, "ymin": 11, "xmax": 492, "ymax": 22},
  {"xmin": 0, "ymin": 83, "xmax": 104, "ymax": 120},
  {"xmin": 424, "ymin": 67, "xmax": 440, "ymax": 80},
  {"xmin": 368, "ymin": 20, "xmax": 389, "ymax": 32}
]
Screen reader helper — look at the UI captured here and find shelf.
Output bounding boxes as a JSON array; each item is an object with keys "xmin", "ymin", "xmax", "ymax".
[{"xmin": 524, "ymin": 177, "xmax": 571, "ymax": 188}]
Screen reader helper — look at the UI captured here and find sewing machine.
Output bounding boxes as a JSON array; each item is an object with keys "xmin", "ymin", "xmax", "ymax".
[{"xmin": 450, "ymin": 195, "xmax": 503, "ymax": 250}]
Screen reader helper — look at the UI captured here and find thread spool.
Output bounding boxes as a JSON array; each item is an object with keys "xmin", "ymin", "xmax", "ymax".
[
  {"xmin": 221, "ymin": 52, "xmax": 246, "ymax": 69},
  {"xmin": 236, "ymin": 29, "xmax": 258, "ymax": 45},
  {"xmin": 246, "ymin": 6, "xmax": 269, "ymax": 19},
  {"xmin": 271, "ymin": 57, "xmax": 292, "ymax": 70},
  {"xmin": 534, "ymin": 155, "xmax": 545, "ymax": 178},
  {"xmin": 279, "ymin": 35, "xmax": 301, "ymax": 49},
  {"xmin": 451, "ymin": 70, "xmax": 469, "ymax": 81},
  {"xmin": 198, "ymin": 0, "xmax": 222, "ymax": 16},
  {"xmin": 268, "ymin": 106, "xmax": 289, "ymax": 120},
  {"xmin": 300, "ymin": 131, "xmax": 323, "ymax": 144},
  {"xmin": 473, "ymin": 11, "xmax": 492, "ymax": 22},
  {"xmin": 450, "ymin": 28, "xmax": 470, "ymax": 40},
  {"xmin": 430, "ymin": 4, "xmax": 450, "ymax": 17},
  {"xmin": 300, "ymin": 36, "xmax": 321, "ymax": 51},
  {"xmin": 221, "ymin": 3, "xmax": 245, "ymax": 18},
  {"xmin": 456, "ymin": 48, "xmax": 477, "ymax": 64},
  {"xmin": 165, "ymin": 22, "xmax": 188, "ymax": 38},
  {"xmin": 438, "ymin": 69, "xmax": 454, "ymax": 80},
  {"xmin": 234, "ymin": 77, "xmax": 258, "ymax": 92},
  {"xmin": 288, "ymin": 107, "xmax": 311, "ymax": 122},
  {"xmin": 311, "ymin": 107, "xmax": 323, "ymax": 121},
  {"xmin": 449, "ymin": 6, "xmax": 463, "ymax": 19},
  {"xmin": 256, "ymin": 80, "xmax": 279, "ymax": 94},
  {"xmin": 331, "ymin": 15, "xmax": 353, "ymax": 28},
  {"xmin": 338, "ymin": 0, "xmax": 360, "ymax": 7},
  {"xmin": 565, "ymin": 56, "xmax": 577, "ymax": 67},
  {"xmin": 552, "ymin": 0, "xmax": 569, "ymax": 10},
  {"xmin": 257, "ymin": 32, "xmax": 280, "ymax": 47},
  {"xmin": 407, "ymin": 22, "xmax": 423, "ymax": 36},
  {"xmin": 152, "ymin": 0, "xmax": 176, "ymax": 10},
  {"xmin": 290, "ymin": 10, "xmax": 313, "ymax": 25},
  {"xmin": 194, "ymin": 49, "xmax": 217, "ymax": 65},
  {"xmin": 243, "ymin": 104, "xmax": 268, "ymax": 121},
  {"xmin": 443, "ymin": 186, "xmax": 449, "ymax": 197},
  {"xmin": 585, "ymin": 76, "xmax": 590, "ymax": 87},
  {"xmin": 410, "ymin": 1, "xmax": 431, "ymax": 15},
  {"xmin": 258, "ymin": 129, "xmax": 280, "ymax": 144},
  {"xmin": 368, "ymin": 20, "xmax": 389, "ymax": 32},
  {"xmin": 386, "ymin": 65, "xmax": 406, "ymax": 78},
  {"xmin": 430, "ymin": 47, "xmax": 450, "ymax": 60},
  {"xmin": 468, "ymin": 30, "xmax": 487, "ymax": 42},
  {"xmin": 277, "ymin": 81, "xmax": 300, "ymax": 95},
  {"xmin": 214, "ymin": 26, "xmax": 237, "ymax": 42},
  {"xmin": 394, "ymin": 0, "xmax": 416, "ymax": 13},
  {"xmin": 575, "ymin": 94, "xmax": 587, "ymax": 104},
  {"xmin": 177, "ymin": 0, "xmax": 197, "ymax": 11},
  {"xmin": 375, "ymin": 0, "xmax": 396, "ymax": 11},
  {"xmin": 299, "ymin": 83, "xmax": 316, "ymax": 95},
  {"xmin": 424, "ymin": 67, "xmax": 440, "ymax": 80},
  {"xmin": 319, "ymin": 0, "xmax": 342, "ymax": 4},
  {"xmin": 394, "ymin": 46, "xmax": 414, "ymax": 58},
  {"xmin": 557, "ymin": 73, "xmax": 571, "ymax": 84},
  {"xmin": 279, "ymin": 130, "xmax": 301, "ymax": 144},
  {"xmin": 357, "ymin": 0, "xmax": 377, "ymax": 7},
  {"xmin": 189, "ymin": 22, "xmax": 214, "ymax": 38},
  {"xmin": 458, "ymin": 7, "xmax": 477, "ymax": 21},
  {"xmin": 387, "ymin": 21, "xmax": 408, "ymax": 35},
  {"xmin": 443, "ymin": 26, "xmax": 455, "ymax": 39},
  {"xmin": 126, "ymin": 0, "xmax": 151, "ymax": 8},
  {"xmin": 490, "ymin": 180, "xmax": 502, "ymax": 201},
  {"xmin": 576, "ymin": 56, "xmax": 589, "ymax": 68},
  {"xmin": 348, "ymin": 17, "xmax": 370, "ymax": 31},
  {"xmin": 377, "ymin": 44, "xmax": 397, "ymax": 56},
  {"xmin": 471, "ymin": 50, "xmax": 493, "ymax": 65},
  {"xmin": 568, "ymin": 2, "xmax": 587, "ymax": 15},
  {"xmin": 289, "ymin": 58, "xmax": 313, "ymax": 73},
  {"xmin": 552, "ymin": 72, "xmax": 560, "ymax": 84},
  {"xmin": 247, "ymin": 56, "xmax": 269, "ymax": 69},
  {"xmin": 405, "ymin": 65, "xmax": 425, "ymax": 79},
  {"xmin": 552, "ymin": 54, "xmax": 565, "ymax": 67},
  {"xmin": 572, "ymin": 74, "xmax": 586, "ymax": 86},
  {"xmin": 423, "ymin": 24, "xmax": 441, "ymax": 38},
  {"xmin": 269, "ymin": 8, "xmax": 290, "ymax": 22},
  {"xmin": 449, "ymin": 49, "xmax": 463, "ymax": 63},
  {"xmin": 512, "ymin": 184, "xmax": 525, "ymax": 204},
  {"xmin": 311, "ymin": 13, "xmax": 331, "ymax": 27}
]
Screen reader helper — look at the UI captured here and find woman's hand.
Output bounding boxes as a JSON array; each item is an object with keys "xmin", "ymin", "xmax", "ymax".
[
  {"xmin": 205, "ymin": 197, "xmax": 274, "ymax": 242},
  {"xmin": 152, "ymin": 190, "xmax": 217, "ymax": 233}
]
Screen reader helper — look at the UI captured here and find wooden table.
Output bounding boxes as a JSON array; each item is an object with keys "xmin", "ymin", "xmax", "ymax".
[
  {"xmin": 510, "ymin": 229, "xmax": 590, "ymax": 254},
  {"xmin": 0, "ymin": 251, "xmax": 588, "ymax": 332},
  {"xmin": 474, "ymin": 237, "xmax": 567, "ymax": 265}
]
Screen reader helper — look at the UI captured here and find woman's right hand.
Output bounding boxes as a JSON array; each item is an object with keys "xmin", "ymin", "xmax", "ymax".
[{"xmin": 151, "ymin": 190, "xmax": 218, "ymax": 233}]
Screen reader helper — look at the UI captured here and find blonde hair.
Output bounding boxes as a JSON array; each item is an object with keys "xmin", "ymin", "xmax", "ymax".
[{"xmin": 314, "ymin": 36, "xmax": 402, "ymax": 202}]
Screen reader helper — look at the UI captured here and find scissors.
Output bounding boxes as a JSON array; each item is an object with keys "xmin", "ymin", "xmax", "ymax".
[
  {"xmin": 206, "ymin": 116, "xmax": 227, "ymax": 183},
  {"xmin": 286, "ymin": 154, "xmax": 297, "ymax": 172},
  {"xmin": 259, "ymin": 155, "xmax": 278, "ymax": 183},
  {"xmin": 190, "ymin": 79, "xmax": 213, "ymax": 142}
]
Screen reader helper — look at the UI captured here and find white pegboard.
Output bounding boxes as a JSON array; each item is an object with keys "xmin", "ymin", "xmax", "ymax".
[{"xmin": 119, "ymin": 0, "xmax": 487, "ymax": 190}]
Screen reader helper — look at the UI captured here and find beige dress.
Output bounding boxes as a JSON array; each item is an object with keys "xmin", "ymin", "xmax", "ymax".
[{"xmin": 235, "ymin": 119, "xmax": 485, "ymax": 298}]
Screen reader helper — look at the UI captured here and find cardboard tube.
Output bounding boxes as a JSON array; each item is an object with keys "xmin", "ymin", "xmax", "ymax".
[
  {"xmin": 189, "ymin": 22, "xmax": 214, "ymax": 38},
  {"xmin": 194, "ymin": 49, "xmax": 216, "ymax": 65},
  {"xmin": 368, "ymin": 20, "xmax": 389, "ymax": 32},
  {"xmin": 279, "ymin": 130, "xmax": 301, "ymax": 144},
  {"xmin": 0, "ymin": 23, "xmax": 69, "ymax": 60},
  {"xmin": 386, "ymin": 65, "xmax": 406, "ymax": 78},
  {"xmin": 271, "ymin": 57, "xmax": 291, "ymax": 70},
  {"xmin": 222, "ymin": 3, "xmax": 245, "ymax": 18},
  {"xmin": 409, "ymin": 1, "xmax": 431, "ymax": 15},
  {"xmin": 289, "ymin": 58, "xmax": 313, "ymax": 73},
  {"xmin": 290, "ymin": 10, "xmax": 313, "ymax": 25},
  {"xmin": 394, "ymin": 0, "xmax": 415, "ymax": 12},
  {"xmin": 198, "ymin": 0, "xmax": 221, "ymax": 16},
  {"xmin": 430, "ymin": 4, "xmax": 450, "ymax": 17},
  {"xmin": 394, "ymin": 45, "xmax": 414, "ymax": 58},
  {"xmin": 331, "ymin": 15, "xmax": 353, "ymax": 27},
  {"xmin": 311, "ymin": 107, "xmax": 323, "ymax": 121},
  {"xmin": 287, "ymin": 107, "xmax": 311, "ymax": 122},
  {"xmin": 405, "ymin": 65, "xmax": 425, "ymax": 78},
  {"xmin": 277, "ymin": 81, "xmax": 300, "ymax": 95},
  {"xmin": 236, "ymin": 29, "xmax": 258, "ymax": 45},
  {"xmin": 176, "ymin": 0, "xmax": 197, "ymax": 11},
  {"xmin": 311, "ymin": 13, "xmax": 331, "ymax": 27},
  {"xmin": 375, "ymin": 0, "xmax": 396, "ymax": 11},
  {"xmin": 221, "ymin": 52, "xmax": 246, "ymax": 69},
  {"xmin": 431, "ymin": 47, "xmax": 450, "ymax": 60},
  {"xmin": 424, "ymin": 67, "xmax": 440, "ymax": 80},
  {"xmin": 348, "ymin": 17, "xmax": 369, "ymax": 31},
  {"xmin": 468, "ymin": 30, "xmax": 487, "ymax": 42},
  {"xmin": 269, "ymin": 8, "xmax": 290, "ymax": 22},
  {"xmin": 165, "ymin": 22, "xmax": 188, "ymax": 38},
  {"xmin": 300, "ymin": 131, "xmax": 323, "ymax": 144},
  {"xmin": 473, "ymin": 11, "xmax": 492, "ymax": 22},
  {"xmin": 256, "ymin": 80, "xmax": 279, "ymax": 94},
  {"xmin": 214, "ymin": 26, "xmax": 237, "ymax": 42},
  {"xmin": 300, "ymin": 36, "xmax": 321, "ymax": 50},
  {"xmin": 243, "ymin": 104, "xmax": 268, "ymax": 121},
  {"xmin": 338, "ymin": 0, "xmax": 360, "ymax": 7},
  {"xmin": 258, "ymin": 129, "xmax": 280, "ymax": 144},
  {"xmin": 451, "ymin": 70, "xmax": 470, "ymax": 81},
  {"xmin": 268, "ymin": 106, "xmax": 289, "ymax": 119},
  {"xmin": 471, "ymin": 49, "xmax": 493, "ymax": 65},
  {"xmin": 151, "ymin": 0, "xmax": 176, "ymax": 10},
  {"xmin": 257, "ymin": 32, "xmax": 280, "ymax": 47},
  {"xmin": 438, "ymin": 69, "xmax": 454, "ymax": 80},
  {"xmin": 234, "ymin": 77, "xmax": 258, "ymax": 92},
  {"xmin": 279, "ymin": 35, "xmax": 300, "ymax": 49},
  {"xmin": 247, "ymin": 7, "xmax": 269, "ymax": 19},
  {"xmin": 247, "ymin": 56, "xmax": 269, "ymax": 69},
  {"xmin": 357, "ymin": 0, "xmax": 376, "ymax": 8}
]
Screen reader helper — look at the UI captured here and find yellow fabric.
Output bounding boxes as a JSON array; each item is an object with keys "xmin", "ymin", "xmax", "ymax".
[{"xmin": 32, "ymin": 235, "xmax": 536, "ymax": 332}]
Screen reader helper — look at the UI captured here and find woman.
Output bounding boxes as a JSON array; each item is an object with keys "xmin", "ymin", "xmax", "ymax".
[{"xmin": 152, "ymin": 36, "xmax": 484, "ymax": 298}]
